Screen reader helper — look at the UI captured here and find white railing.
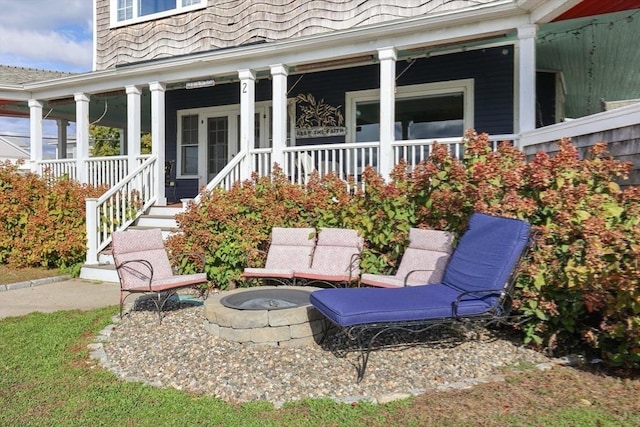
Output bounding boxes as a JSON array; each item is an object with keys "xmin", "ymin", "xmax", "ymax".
[
  {"xmin": 193, "ymin": 150, "xmax": 247, "ymax": 204},
  {"xmin": 86, "ymin": 156, "xmax": 128, "ymax": 188},
  {"xmin": 85, "ymin": 155, "xmax": 158, "ymax": 264},
  {"xmin": 37, "ymin": 159, "xmax": 77, "ymax": 181},
  {"xmin": 36, "ymin": 155, "xmax": 153, "ymax": 188},
  {"xmin": 251, "ymin": 148, "xmax": 272, "ymax": 178},
  {"xmin": 244, "ymin": 136, "xmax": 514, "ymax": 191},
  {"xmin": 281, "ymin": 142, "xmax": 379, "ymax": 189},
  {"xmin": 519, "ymin": 103, "xmax": 640, "ymax": 147},
  {"xmin": 392, "ymin": 135, "xmax": 511, "ymax": 170}
]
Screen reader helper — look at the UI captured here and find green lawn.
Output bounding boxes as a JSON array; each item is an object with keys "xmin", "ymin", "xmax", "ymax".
[{"xmin": 1, "ymin": 307, "xmax": 638, "ymax": 426}]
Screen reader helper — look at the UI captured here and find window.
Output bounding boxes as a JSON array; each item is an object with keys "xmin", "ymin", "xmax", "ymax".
[
  {"xmin": 346, "ymin": 80, "xmax": 474, "ymax": 143},
  {"xmin": 180, "ymin": 115, "xmax": 199, "ymax": 176},
  {"xmin": 112, "ymin": 0, "xmax": 205, "ymax": 26}
]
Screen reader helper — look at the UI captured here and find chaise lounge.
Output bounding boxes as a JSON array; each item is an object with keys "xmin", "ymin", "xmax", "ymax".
[{"xmin": 310, "ymin": 213, "xmax": 533, "ymax": 382}]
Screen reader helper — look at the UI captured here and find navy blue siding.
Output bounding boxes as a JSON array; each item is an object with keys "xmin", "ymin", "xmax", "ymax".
[
  {"xmin": 165, "ymin": 44, "xmax": 514, "ymax": 198},
  {"xmin": 396, "ymin": 46, "xmax": 514, "ymax": 134}
]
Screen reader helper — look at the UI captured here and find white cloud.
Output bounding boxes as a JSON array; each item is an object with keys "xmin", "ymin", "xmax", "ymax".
[
  {"xmin": 0, "ymin": 28, "xmax": 92, "ymax": 71},
  {"xmin": 0, "ymin": 0, "xmax": 93, "ymax": 72},
  {"xmin": 0, "ymin": 1, "xmax": 94, "ymax": 136}
]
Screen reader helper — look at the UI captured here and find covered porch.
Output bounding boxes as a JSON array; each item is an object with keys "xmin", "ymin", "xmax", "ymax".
[{"xmin": 0, "ymin": 2, "xmax": 638, "ymax": 266}]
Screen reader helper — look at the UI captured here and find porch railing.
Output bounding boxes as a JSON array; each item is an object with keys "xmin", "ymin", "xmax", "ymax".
[
  {"xmin": 193, "ymin": 149, "xmax": 247, "ymax": 204},
  {"xmin": 37, "ymin": 159, "xmax": 77, "ymax": 181},
  {"xmin": 36, "ymin": 154, "xmax": 151, "ymax": 188},
  {"xmin": 86, "ymin": 156, "xmax": 128, "ymax": 187},
  {"xmin": 246, "ymin": 136, "xmax": 511, "ymax": 191},
  {"xmin": 391, "ymin": 136, "xmax": 507, "ymax": 170},
  {"xmin": 85, "ymin": 155, "xmax": 158, "ymax": 264},
  {"xmin": 282, "ymin": 142, "xmax": 379, "ymax": 189}
]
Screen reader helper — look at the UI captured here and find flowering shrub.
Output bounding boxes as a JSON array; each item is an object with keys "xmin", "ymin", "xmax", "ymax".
[
  {"xmin": 168, "ymin": 131, "xmax": 639, "ymax": 369},
  {"xmin": 0, "ymin": 161, "xmax": 105, "ymax": 269}
]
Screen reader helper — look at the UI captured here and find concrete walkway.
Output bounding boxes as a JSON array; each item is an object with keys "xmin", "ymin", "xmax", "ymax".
[{"xmin": 0, "ymin": 278, "xmax": 120, "ymax": 319}]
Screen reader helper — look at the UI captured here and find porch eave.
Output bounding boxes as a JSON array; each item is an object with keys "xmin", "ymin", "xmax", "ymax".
[{"xmin": 20, "ymin": 2, "xmax": 546, "ymax": 100}]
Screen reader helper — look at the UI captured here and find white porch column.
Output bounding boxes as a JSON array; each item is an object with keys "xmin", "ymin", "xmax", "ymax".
[
  {"xmin": 517, "ymin": 24, "xmax": 537, "ymax": 141},
  {"xmin": 57, "ymin": 119, "xmax": 68, "ymax": 159},
  {"xmin": 150, "ymin": 81, "xmax": 167, "ymax": 206},
  {"xmin": 239, "ymin": 69, "xmax": 256, "ymax": 181},
  {"xmin": 126, "ymin": 85, "xmax": 142, "ymax": 174},
  {"xmin": 28, "ymin": 99, "xmax": 43, "ymax": 172},
  {"xmin": 270, "ymin": 64, "xmax": 288, "ymax": 173},
  {"xmin": 74, "ymin": 93, "xmax": 90, "ymax": 183},
  {"xmin": 378, "ymin": 47, "xmax": 397, "ymax": 180}
]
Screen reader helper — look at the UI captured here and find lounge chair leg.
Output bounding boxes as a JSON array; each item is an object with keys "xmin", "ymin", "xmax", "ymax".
[{"xmin": 354, "ymin": 327, "xmax": 391, "ymax": 383}]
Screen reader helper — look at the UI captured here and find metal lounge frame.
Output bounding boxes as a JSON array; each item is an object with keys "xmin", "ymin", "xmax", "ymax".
[{"xmin": 310, "ymin": 213, "xmax": 534, "ymax": 382}]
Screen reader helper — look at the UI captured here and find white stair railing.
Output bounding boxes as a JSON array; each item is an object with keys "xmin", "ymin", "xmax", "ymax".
[
  {"xmin": 193, "ymin": 150, "xmax": 247, "ymax": 204},
  {"xmin": 85, "ymin": 155, "xmax": 158, "ymax": 264}
]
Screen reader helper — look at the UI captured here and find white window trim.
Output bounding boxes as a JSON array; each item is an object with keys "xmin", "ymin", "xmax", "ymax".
[
  {"xmin": 176, "ymin": 112, "xmax": 203, "ymax": 179},
  {"xmin": 176, "ymin": 101, "xmax": 294, "ymax": 179},
  {"xmin": 110, "ymin": 0, "xmax": 206, "ymax": 28},
  {"xmin": 345, "ymin": 79, "xmax": 475, "ymax": 143}
]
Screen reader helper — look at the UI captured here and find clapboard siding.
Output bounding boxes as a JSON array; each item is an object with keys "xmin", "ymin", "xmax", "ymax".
[
  {"xmin": 95, "ymin": 0, "xmax": 501, "ymax": 69},
  {"xmin": 395, "ymin": 45, "xmax": 514, "ymax": 134},
  {"xmin": 166, "ymin": 44, "xmax": 514, "ymax": 198}
]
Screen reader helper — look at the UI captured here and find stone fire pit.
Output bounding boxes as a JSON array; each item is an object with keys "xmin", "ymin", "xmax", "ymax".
[{"xmin": 203, "ymin": 286, "xmax": 326, "ymax": 347}]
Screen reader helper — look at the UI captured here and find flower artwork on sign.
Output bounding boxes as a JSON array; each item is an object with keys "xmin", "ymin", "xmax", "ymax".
[{"xmin": 295, "ymin": 93, "xmax": 346, "ymax": 138}]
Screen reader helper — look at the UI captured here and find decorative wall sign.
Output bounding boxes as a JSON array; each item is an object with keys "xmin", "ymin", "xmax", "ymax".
[{"xmin": 295, "ymin": 93, "xmax": 346, "ymax": 138}]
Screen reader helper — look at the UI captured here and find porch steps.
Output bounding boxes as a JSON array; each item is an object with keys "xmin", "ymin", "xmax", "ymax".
[{"xmin": 79, "ymin": 205, "xmax": 184, "ymax": 282}]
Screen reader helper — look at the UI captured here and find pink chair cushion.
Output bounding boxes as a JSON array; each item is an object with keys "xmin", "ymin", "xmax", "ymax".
[
  {"xmin": 112, "ymin": 229, "xmax": 177, "ymax": 290},
  {"xmin": 299, "ymin": 228, "xmax": 363, "ymax": 278},
  {"xmin": 264, "ymin": 227, "xmax": 316, "ymax": 270},
  {"xmin": 407, "ymin": 228, "xmax": 455, "ymax": 253},
  {"xmin": 360, "ymin": 229, "xmax": 454, "ymax": 288}
]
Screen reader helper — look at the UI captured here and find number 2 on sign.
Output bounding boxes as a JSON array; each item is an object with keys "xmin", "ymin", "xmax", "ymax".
[{"xmin": 242, "ymin": 82, "xmax": 247, "ymax": 93}]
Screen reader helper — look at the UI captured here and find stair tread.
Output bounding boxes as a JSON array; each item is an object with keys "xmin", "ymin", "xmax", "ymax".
[{"xmin": 83, "ymin": 263, "xmax": 116, "ymax": 270}]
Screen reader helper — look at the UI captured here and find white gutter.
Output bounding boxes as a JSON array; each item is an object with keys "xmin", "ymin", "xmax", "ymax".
[{"xmin": 0, "ymin": 84, "xmax": 31, "ymax": 101}]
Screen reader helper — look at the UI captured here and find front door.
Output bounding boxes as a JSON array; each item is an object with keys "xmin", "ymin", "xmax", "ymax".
[
  {"xmin": 207, "ymin": 116, "xmax": 234, "ymax": 182},
  {"xmin": 194, "ymin": 105, "xmax": 274, "ymax": 188}
]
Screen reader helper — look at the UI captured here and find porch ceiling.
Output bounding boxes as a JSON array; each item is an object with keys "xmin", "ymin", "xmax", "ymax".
[{"xmin": 0, "ymin": 88, "xmax": 153, "ymax": 132}]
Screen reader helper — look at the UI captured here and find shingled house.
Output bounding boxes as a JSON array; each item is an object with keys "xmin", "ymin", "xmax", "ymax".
[{"xmin": 0, "ymin": 0, "xmax": 638, "ymax": 272}]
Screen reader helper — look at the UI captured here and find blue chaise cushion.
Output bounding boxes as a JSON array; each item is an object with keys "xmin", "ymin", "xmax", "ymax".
[
  {"xmin": 310, "ymin": 213, "xmax": 531, "ymax": 328},
  {"xmin": 309, "ymin": 284, "xmax": 498, "ymax": 327},
  {"xmin": 441, "ymin": 213, "xmax": 530, "ymax": 293}
]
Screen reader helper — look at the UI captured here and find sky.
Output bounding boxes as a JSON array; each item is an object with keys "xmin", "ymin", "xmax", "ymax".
[{"xmin": 0, "ymin": 0, "xmax": 93, "ymax": 139}]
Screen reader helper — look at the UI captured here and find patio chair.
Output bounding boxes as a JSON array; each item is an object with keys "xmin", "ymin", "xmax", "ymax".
[
  {"xmin": 112, "ymin": 228, "xmax": 209, "ymax": 323},
  {"xmin": 242, "ymin": 227, "xmax": 316, "ymax": 286},
  {"xmin": 360, "ymin": 228, "xmax": 455, "ymax": 288},
  {"xmin": 293, "ymin": 227, "xmax": 364, "ymax": 288},
  {"xmin": 310, "ymin": 213, "xmax": 533, "ymax": 382}
]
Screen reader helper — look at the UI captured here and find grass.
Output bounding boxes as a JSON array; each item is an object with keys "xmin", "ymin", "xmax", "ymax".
[
  {"xmin": 0, "ymin": 264, "xmax": 65, "ymax": 286},
  {"xmin": 1, "ymin": 267, "xmax": 639, "ymax": 426},
  {"xmin": 0, "ymin": 308, "xmax": 638, "ymax": 426}
]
